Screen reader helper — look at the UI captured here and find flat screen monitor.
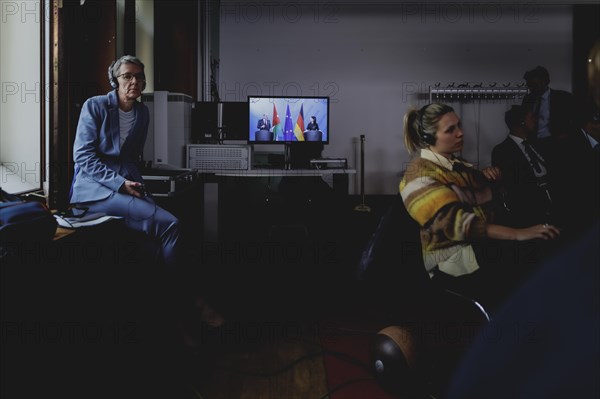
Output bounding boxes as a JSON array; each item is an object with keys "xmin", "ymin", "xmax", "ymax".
[
  {"xmin": 248, "ymin": 96, "xmax": 329, "ymax": 143},
  {"xmin": 221, "ymin": 101, "xmax": 249, "ymax": 141},
  {"xmin": 193, "ymin": 101, "xmax": 249, "ymax": 142}
]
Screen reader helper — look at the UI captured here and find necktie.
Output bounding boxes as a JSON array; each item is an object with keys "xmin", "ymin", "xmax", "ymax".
[
  {"xmin": 533, "ymin": 97, "xmax": 541, "ymax": 117},
  {"xmin": 522, "ymin": 140, "xmax": 542, "ymax": 173},
  {"xmin": 532, "ymin": 97, "xmax": 542, "ymax": 132}
]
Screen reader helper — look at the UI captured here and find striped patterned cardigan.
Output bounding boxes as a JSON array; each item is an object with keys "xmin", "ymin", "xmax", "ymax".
[{"xmin": 399, "ymin": 151, "xmax": 494, "ymax": 273}]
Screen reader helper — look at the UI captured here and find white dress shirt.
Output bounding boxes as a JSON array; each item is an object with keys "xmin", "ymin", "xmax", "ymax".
[{"xmin": 536, "ymin": 88, "xmax": 551, "ymax": 139}]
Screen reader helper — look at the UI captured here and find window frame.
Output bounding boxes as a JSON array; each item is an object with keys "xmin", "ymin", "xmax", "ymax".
[{"xmin": 0, "ymin": 0, "xmax": 46, "ymax": 196}]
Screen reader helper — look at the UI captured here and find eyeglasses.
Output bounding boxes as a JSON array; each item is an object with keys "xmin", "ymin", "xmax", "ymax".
[{"xmin": 117, "ymin": 72, "xmax": 146, "ymax": 82}]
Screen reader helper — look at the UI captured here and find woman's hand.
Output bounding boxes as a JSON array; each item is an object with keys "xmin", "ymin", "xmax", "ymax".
[
  {"xmin": 482, "ymin": 166, "xmax": 502, "ymax": 182},
  {"xmin": 120, "ymin": 180, "xmax": 144, "ymax": 198},
  {"xmin": 516, "ymin": 223, "xmax": 561, "ymax": 241}
]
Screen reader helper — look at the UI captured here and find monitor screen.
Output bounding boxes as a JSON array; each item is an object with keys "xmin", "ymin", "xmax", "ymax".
[
  {"xmin": 221, "ymin": 102, "xmax": 249, "ymax": 141},
  {"xmin": 193, "ymin": 101, "xmax": 249, "ymax": 142},
  {"xmin": 248, "ymin": 96, "xmax": 329, "ymax": 143}
]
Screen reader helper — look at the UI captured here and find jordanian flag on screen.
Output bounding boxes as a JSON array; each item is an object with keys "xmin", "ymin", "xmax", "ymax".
[{"xmin": 272, "ymin": 103, "xmax": 282, "ymax": 141}]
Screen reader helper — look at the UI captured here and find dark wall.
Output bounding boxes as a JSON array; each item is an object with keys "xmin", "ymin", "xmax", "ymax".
[
  {"xmin": 154, "ymin": 0, "xmax": 198, "ymax": 99},
  {"xmin": 573, "ymin": 4, "xmax": 600, "ymax": 108},
  {"xmin": 52, "ymin": 0, "xmax": 116, "ymax": 208}
]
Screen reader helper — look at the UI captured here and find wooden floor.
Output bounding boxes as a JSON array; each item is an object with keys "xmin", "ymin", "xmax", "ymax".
[
  {"xmin": 0, "ymin": 193, "xmax": 396, "ymax": 398},
  {"xmin": 192, "ymin": 329, "xmax": 330, "ymax": 399},
  {"xmin": 184, "ymin": 193, "xmax": 396, "ymax": 399}
]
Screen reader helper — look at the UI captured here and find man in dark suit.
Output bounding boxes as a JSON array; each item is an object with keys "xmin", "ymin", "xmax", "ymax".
[
  {"xmin": 521, "ymin": 66, "xmax": 576, "ymax": 140},
  {"xmin": 257, "ymin": 114, "xmax": 271, "ymax": 131},
  {"xmin": 552, "ymin": 107, "xmax": 600, "ymax": 239},
  {"xmin": 447, "ymin": 41, "xmax": 600, "ymax": 399},
  {"xmin": 492, "ymin": 105, "xmax": 555, "ymax": 228}
]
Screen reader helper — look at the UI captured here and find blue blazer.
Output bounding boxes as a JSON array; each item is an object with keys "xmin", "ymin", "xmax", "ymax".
[{"xmin": 70, "ymin": 90, "xmax": 149, "ymax": 204}]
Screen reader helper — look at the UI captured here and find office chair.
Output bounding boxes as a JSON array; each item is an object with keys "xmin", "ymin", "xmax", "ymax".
[{"xmin": 358, "ymin": 195, "xmax": 490, "ymax": 396}]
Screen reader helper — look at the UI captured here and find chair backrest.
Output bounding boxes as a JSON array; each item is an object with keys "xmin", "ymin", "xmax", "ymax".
[
  {"xmin": 363, "ymin": 196, "xmax": 492, "ymax": 396},
  {"xmin": 358, "ymin": 195, "xmax": 432, "ymax": 307}
]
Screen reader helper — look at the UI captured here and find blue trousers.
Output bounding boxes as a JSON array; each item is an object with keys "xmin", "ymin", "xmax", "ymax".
[{"xmin": 80, "ymin": 192, "xmax": 180, "ymax": 267}]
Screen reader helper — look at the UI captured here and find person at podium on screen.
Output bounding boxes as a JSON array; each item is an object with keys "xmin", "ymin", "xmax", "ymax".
[
  {"xmin": 69, "ymin": 55, "xmax": 223, "ymax": 328},
  {"xmin": 255, "ymin": 114, "xmax": 273, "ymax": 141},
  {"xmin": 307, "ymin": 115, "xmax": 319, "ymax": 131},
  {"xmin": 304, "ymin": 116, "xmax": 322, "ymax": 141},
  {"xmin": 257, "ymin": 114, "xmax": 271, "ymax": 131}
]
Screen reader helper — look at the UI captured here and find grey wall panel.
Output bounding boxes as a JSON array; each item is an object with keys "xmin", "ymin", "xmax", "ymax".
[{"xmin": 219, "ymin": 2, "xmax": 572, "ymax": 194}]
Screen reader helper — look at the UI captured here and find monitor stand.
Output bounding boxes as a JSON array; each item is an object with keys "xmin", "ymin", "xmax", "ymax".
[
  {"xmin": 284, "ymin": 143, "xmax": 292, "ymax": 170},
  {"xmin": 287, "ymin": 142, "xmax": 324, "ymax": 169}
]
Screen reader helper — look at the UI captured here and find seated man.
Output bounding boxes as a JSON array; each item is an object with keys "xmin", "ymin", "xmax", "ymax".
[
  {"xmin": 492, "ymin": 105, "xmax": 556, "ymax": 228},
  {"xmin": 552, "ymin": 106, "xmax": 600, "ymax": 238}
]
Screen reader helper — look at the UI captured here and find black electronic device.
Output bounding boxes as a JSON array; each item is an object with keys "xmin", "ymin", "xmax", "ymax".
[
  {"xmin": 136, "ymin": 183, "xmax": 149, "ymax": 197},
  {"xmin": 192, "ymin": 102, "xmax": 219, "ymax": 143},
  {"xmin": 248, "ymin": 96, "xmax": 329, "ymax": 144},
  {"xmin": 141, "ymin": 169, "xmax": 196, "ymax": 198},
  {"xmin": 309, "ymin": 158, "xmax": 347, "ymax": 169},
  {"xmin": 193, "ymin": 101, "xmax": 249, "ymax": 142},
  {"xmin": 220, "ymin": 101, "xmax": 249, "ymax": 140}
]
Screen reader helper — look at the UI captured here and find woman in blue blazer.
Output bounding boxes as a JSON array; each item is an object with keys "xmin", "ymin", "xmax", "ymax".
[
  {"xmin": 70, "ymin": 55, "xmax": 180, "ymax": 267},
  {"xmin": 70, "ymin": 55, "xmax": 224, "ymax": 330}
]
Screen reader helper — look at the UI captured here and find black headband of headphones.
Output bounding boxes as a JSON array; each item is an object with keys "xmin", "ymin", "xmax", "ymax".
[
  {"xmin": 418, "ymin": 104, "xmax": 431, "ymax": 136},
  {"xmin": 418, "ymin": 103, "xmax": 437, "ymax": 146},
  {"xmin": 108, "ymin": 60, "xmax": 117, "ymax": 89}
]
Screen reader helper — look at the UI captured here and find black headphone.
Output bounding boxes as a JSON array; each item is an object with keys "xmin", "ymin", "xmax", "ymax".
[
  {"xmin": 418, "ymin": 104, "xmax": 436, "ymax": 146},
  {"xmin": 108, "ymin": 60, "xmax": 118, "ymax": 89}
]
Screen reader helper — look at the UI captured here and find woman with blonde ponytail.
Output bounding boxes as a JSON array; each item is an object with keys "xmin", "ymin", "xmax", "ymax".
[{"xmin": 399, "ymin": 103, "xmax": 561, "ymax": 307}]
